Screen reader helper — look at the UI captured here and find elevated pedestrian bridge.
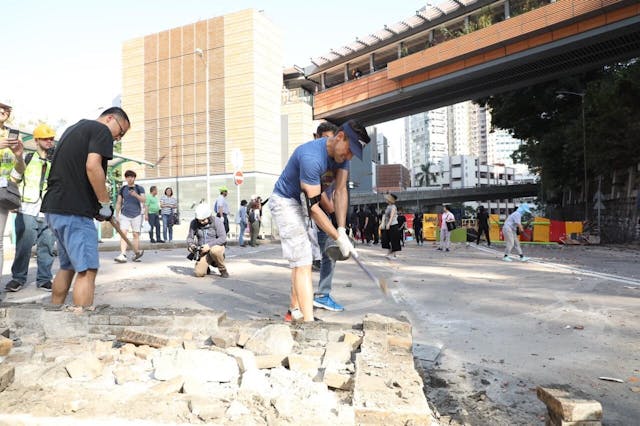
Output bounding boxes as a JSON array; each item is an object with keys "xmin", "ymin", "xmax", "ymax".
[{"xmin": 305, "ymin": 0, "xmax": 640, "ymax": 125}]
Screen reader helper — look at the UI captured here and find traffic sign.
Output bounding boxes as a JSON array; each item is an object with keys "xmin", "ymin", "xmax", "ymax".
[{"xmin": 233, "ymin": 170, "xmax": 244, "ymax": 186}]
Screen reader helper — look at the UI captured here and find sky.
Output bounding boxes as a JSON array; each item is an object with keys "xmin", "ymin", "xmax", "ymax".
[{"xmin": 1, "ymin": 0, "xmax": 425, "ymax": 135}]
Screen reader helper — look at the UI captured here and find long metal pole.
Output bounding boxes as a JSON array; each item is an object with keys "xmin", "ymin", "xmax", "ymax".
[
  {"xmin": 581, "ymin": 96, "xmax": 587, "ymax": 221},
  {"xmin": 205, "ymin": 53, "xmax": 211, "ymax": 206}
]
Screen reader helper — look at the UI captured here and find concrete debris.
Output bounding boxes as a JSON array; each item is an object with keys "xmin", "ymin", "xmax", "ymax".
[
  {"xmin": 65, "ymin": 356, "xmax": 104, "ymax": 381},
  {"xmin": 152, "ymin": 348, "xmax": 239, "ymax": 383},
  {"xmin": 0, "ymin": 364, "xmax": 15, "ymax": 392},
  {"xmin": 118, "ymin": 329, "xmax": 170, "ymax": 348},
  {"xmin": 537, "ymin": 386, "xmax": 603, "ymax": 424},
  {"xmin": 0, "ymin": 335, "xmax": 13, "ymax": 356},
  {"xmin": 244, "ymin": 324, "xmax": 294, "ymax": 356}
]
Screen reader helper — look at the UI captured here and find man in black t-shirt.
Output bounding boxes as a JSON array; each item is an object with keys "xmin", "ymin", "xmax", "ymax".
[{"xmin": 41, "ymin": 107, "xmax": 130, "ymax": 308}]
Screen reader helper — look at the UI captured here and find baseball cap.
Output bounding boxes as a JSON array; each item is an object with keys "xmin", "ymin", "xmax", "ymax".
[
  {"xmin": 518, "ymin": 203, "xmax": 531, "ymax": 214},
  {"xmin": 342, "ymin": 121, "xmax": 370, "ymax": 160}
]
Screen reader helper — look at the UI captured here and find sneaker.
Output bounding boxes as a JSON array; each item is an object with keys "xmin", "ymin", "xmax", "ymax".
[
  {"xmin": 220, "ymin": 271, "xmax": 229, "ymax": 278},
  {"xmin": 150, "ymin": 239, "xmax": 157, "ymax": 243},
  {"xmin": 312, "ymin": 260, "xmax": 321, "ymax": 272},
  {"xmin": 114, "ymin": 254, "xmax": 127, "ymax": 263},
  {"xmin": 445, "ymin": 248, "xmax": 450, "ymax": 252},
  {"xmin": 157, "ymin": 240, "xmax": 165, "ymax": 243},
  {"xmin": 284, "ymin": 307, "xmax": 304, "ymax": 322},
  {"xmin": 38, "ymin": 281, "xmax": 53, "ymax": 292},
  {"xmin": 313, "ymin": 295, "xmax": 344, "ymax": 312},
  {"xmin": 436, "ymin": 247, "xmax": 443, "ymax": 251},
  {"xmin": 519, "ymin": 256, "xmax": 530, "ymax": 262},
  {"xmin": 502, "ymin": 256, "xmax": 512, "ymax": 262},
  {"xmin": 132, "ymin": 250, "xmax": 144, "ymax": 262},
  {"xmin": 5, "ymin": 280, "xmax": 23, "ymax": 292}
]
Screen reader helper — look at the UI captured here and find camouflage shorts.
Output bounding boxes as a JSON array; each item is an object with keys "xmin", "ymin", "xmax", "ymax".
[{"xmin": 270, "ymin": 194, "xmax": 320, "ymax": 268}]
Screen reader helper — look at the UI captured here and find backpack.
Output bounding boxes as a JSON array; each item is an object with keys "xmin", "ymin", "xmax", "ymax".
[{"xmin": 248, "ymin": 210, "xmax": 256, "ymax": 224}]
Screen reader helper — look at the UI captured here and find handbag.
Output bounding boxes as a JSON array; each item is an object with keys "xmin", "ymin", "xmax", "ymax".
[
  {"xmin": 172, "ymin": 211, "xmax": 180, "ymax": 225},
  {"xmin": 0, "ymin": 178, "xmax": 22, "ymax": 210},
  {"xmin": 446, "ymin": 221, "xmax": 457, "ymax": 232}
]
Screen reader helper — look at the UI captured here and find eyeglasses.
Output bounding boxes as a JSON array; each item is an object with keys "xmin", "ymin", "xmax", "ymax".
[{"xmin": 113, "ymin": 116, "xmax": 126, "ymax": 139}]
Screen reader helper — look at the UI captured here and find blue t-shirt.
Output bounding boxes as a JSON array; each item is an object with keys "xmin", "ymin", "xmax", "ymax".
[
  {"xmin": 120, "ymin": 184, "xmax": 145, "ymax": 218},
  {"xmin": 273, "ymin": 138, "xmax": 349, "ymax": 202}
]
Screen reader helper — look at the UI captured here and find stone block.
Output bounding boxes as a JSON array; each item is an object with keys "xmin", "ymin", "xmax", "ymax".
[
  {"xmin": 152, "ymin": 348, "xmax": 239, "ymax": 383},
  {"xmin": 0, "ymin": 328, "xmax": 9, "ymax": 337},
  {"xmin": 288, "ymin": 354, "xmax": 321, "ymax": 377},
  {"xmin": 150, "ymin": 375, "xmax": 184, "ymax": 394},
  {"xmin": 120, "ymin": 343, "xmax": 137, "ymax": 355},
  {"xmin": 327, "ymin": 330, "xmax": 344, "ymax": 342},
  {"xmin": 322, "ymin": 342, "xmax": 353, "ymax": 368},
  {"xmin": 211, "ymin": 331, "xmax": 236, "ymax": 349},
  {"xmin": 239, "ymin": 369, "xmax": 271, "ymax": 395},
  {"xmin": 387, "ymin": 334, "xmax": 413, "ymax": 353},
  {"xmin": 113, "ymin": 367, "xmax": 139, "ymax": 385},
  {"xmin": 182, "ymin": 377, "xmax": 207, "ymax": 395},
  {"xmin": 88, "ymin": 314, "xmax": 110, "ymax": 325},
  {"xmin": 235, "ymin": 329, "xmax": 253, "ymax": 347},
  {"xmin": 109, "ymin": 315, "xmax": 133, "ymax": 326},
  {"xmin": 323, "ymin": 370, "xmax": 353, "ymax": 390},
  {"xmin": 41, "ymin": 310, "xmax": 90, "ymax": 339},
  {"xmin": 182, "ymin": 340, "xmax": 198, "ymax": 350},
  {"xmin": 189, "ymin": 397, "xmax": 227, "ymax": 421},
  {"xmin": 65, "ymin": 356, "xmax": 104, "ymax": 380},
  {"xmin": 244, "ymin": 324, "xmax": 294, "ymax": 356},
  {"xmin": 546, "ymin": 409, "xmax": 602, "ymax": 426},
  {"xmin": 537, "ymin": 386, "xmax": 603, "ymax": 422},
  {"xmin": 226, "ymin": 347, "xmax": 257, "ymax": 373},
  {"xmin": 134, "ymin": 345, "xmax": 153, "ymax": 359},
  {"xmin": 0, "ymin": 335, "xmax": 13, "ymax": 356},
  {"xmin": 342, "ymin": 332, "xmax": 363, "ymax": 351},
  {"xmin": 0, "ymin": 363, "xmax": 15, "ymax": 392},
  {"xmin": 118, "ymin": 329, "xmax": 170, "ymax": 348},
  {"xmin": 363, "ymin": 313, "xmax": 411, "ymax": 335},
  {"xmin": 255, "ymin": 354, "xmax": 287, "ymax": 369}
]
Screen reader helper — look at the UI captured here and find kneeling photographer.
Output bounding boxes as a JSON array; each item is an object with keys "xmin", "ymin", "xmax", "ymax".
[{"xmin": 187, "ymin": 203, "xmax": 229, "ymax": 278}]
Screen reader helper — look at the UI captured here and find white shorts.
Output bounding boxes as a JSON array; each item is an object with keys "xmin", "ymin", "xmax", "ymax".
[
  {"xmin": 119, "ymin": 214, "xmax": 143, "ymax": 233},
  {"xmin": 270, "ymin": 193, "xmax": 320, "ymax": 268}
]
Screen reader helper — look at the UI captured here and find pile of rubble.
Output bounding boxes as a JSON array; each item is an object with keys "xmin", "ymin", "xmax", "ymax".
[{"xmin": 0, "ymin": 305, "xmax": 433, "ymax": 425}]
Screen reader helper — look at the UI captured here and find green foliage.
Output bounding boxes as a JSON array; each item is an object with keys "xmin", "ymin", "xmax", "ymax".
[
  {"xmin": 414, "ymin": 162, "xmax": 438, "ymax": 187},
  {"xmin": 477, "ymin": 60, "xmax": 640, "ymax": 203}
]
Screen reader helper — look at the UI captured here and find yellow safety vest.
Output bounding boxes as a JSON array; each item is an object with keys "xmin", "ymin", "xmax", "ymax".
[
  {"xmin": 0, "ymin": 128, "xmax": 17, "ymax": 177},
  {"xmin": 20, "ymin": 153, "xmax": 50, "ymax": 203}
]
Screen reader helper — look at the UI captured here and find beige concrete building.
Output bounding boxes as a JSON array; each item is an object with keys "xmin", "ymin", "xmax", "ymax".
[{"xmin": 120, "ymin": 9, "xmax": 283, "ymax": 232}]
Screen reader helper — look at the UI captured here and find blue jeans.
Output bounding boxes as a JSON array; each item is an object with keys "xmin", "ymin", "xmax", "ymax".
[
  {"xmin": 162, "ymin": 214, "xmax": 173, "ymax": 241},
  {"xmin": 148, "ymin": 213, "xmax": 161, "ymax": 241},
  {"xmin": 11, "ymin": 213, "xmax": 56, "ymax": 285},
  {"xmin": 316, "ymin": 229, "xmax": 336, "ymax": 296},
  {"xmin": 238, "ymin": 221, "xmax": 247, "ymax": 246}
]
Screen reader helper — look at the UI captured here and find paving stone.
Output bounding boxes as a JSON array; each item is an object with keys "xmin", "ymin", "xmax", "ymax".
[
  {"xmin": 226, "ymin": 347, "xmax": 257, "ymax": 373},
  {"xmin": 182, "ymin": 377, "xmax": 208, "ymax": 395},
  {"xmin": 342, "ymin": 332, "xmax": 363, "ymax": 351},
  {"xmin": 327, "ymin": 330, "xmax": 345, "ymax": 342},
  {"xmin": 323, "ymin": 370, "xmax": 353, "ymax": 390},
  {"xmin": 288, "ymin": 354, "xmax": 321, "ymax": 378},
  {"xmin": 363, "ymin": 313, "xmax": 411, "ymax": 335},
  {"xmin": 120, "ymin": 343, "xmax": 137, "ymax": 355},
  {"xmin": 255, "ymin": 354, "xmax": 287, "ymax": 369},
  {"xmin": 93, "ymin": 340, "xmax": 113, "ymax": 356},
  {"xmin": 152, "ymin": 348, "xmax": 239, "ymax": 383},
  {"xmin": 387, "ymin": 334, "xmax": 413, "ymax": 353},
  {"xmin": 239, "ymin": 369, "xmax": 272, "ymax": 396},
  {"xmin": 0, "ymin": 363, "xmax": 15, "ymax": 392},
  {"xmin": 182, "ymin": 340, "xmax": 198, "ymax": 350},
  {"xmin": 0, "ymin": 328, "xmax": 9, "ymax": 338},
  {"xmin": 189, "ymin": 397, "xmax": 227, "ymax": 421},
  {"xmin": 150, "ymin": 375, "xmax": 184, "ymax": 394},
  {"xmin": 322, "ymin": 342, "xmax": 352, "ymax": 368},
  {"xmin": 0, "ymin": 335, "xmax": 13, "ymax": 356},
  {"xmin": 118, "ymin": 329, "xmax": 170, "ymax": 348},
  {"xmin": 235, "ymin": 329, "xmax": 253, "ymax": 347},
  {"xmin": 65, "ymin": 356, "xmax": 104, "ymax": 380},
  {"xmin": 537, "ymin": 386, "xmax": 603, "ymax": 421},
  {"xmin": 226, "ymin": 400, "xmax": 250, "ymax": 419},
  {"xmin": 41, "ymin": 310, "xmax": 90, "ymax": 339},
  {"xmin": 134, "ymin": 345, "xmax": 153, "ymax": 359},
  {"xmin": 244, "ymin": 324, "xmax": 294, "ymax": 356},
  {"xmin": 211, "ymin": 331, "xmax": 236, "ymax": 348},
  {"xmin": 113, "ymin": 366, "xmax": 139, "ymax": 385},
  {"xmin": 546, "ymin": 409, "xmax": 602, "ymax": 425}
]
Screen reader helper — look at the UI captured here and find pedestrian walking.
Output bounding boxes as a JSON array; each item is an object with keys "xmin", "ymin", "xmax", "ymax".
[
  {"xmin": 237, "ymin": 199, "xmax": 247, "ymax": 247},
  {"xmin": 5, "ymin": 123, "xmax": 56, "ymax": 293},
  {"xmin": 438, "ymin": 204, "xmax": 455, "ymax": 252},
  {"xmin": 502, "ymin": 203, "xmax": 531, "ymax": 262},
  {"xmin": 41, "ymin": 107, "xmax": 130, "ymax": 308},
  {"xmin": 114, "ymin": 170, "xmax": 145, "ymax": 262},
  {"xmin": 248, "ymin": 198, "xmax": 261, "ymax": 247},
  {"xmin": 214, "ymin": 186, "xmax": 230, "ymax": 234},
  {"xmin": 187, "ymin": 203, "xmax": 229, "ymax": 278},
  {"xmin": 160, "ymin": 187, "xmax": 177, "ymax": 242},
  {"xmin": 145, "ymin": 185, "xmax": 163, "ymax": 243},
  {"xmin": 413, "ymin": 208, "xmax": 424, "ymax": 246},
  {"xmin": 270, "ymin": 119, "xmax": 369, "ymax": 322},
  {"xmin": 0, "ymin": 100, "xmax": 26, "ymax": 291},
  {"xmin": 381, "ymin": 193, "xmax": 401, "ymax": 259},
  {"xmin": 476, "ymin": 205, "xmax": 491, "ymax": 246}
]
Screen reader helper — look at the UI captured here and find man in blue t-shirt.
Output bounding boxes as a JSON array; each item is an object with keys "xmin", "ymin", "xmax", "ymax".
[{"xmin": 270, "ymin": 119, "xmax": 370, "ymax": 322}]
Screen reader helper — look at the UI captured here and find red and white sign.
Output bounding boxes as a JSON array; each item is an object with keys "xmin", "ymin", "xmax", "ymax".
[{"xmin": 233, "ymin": 170, "xmax": 244, "ymax": 186}]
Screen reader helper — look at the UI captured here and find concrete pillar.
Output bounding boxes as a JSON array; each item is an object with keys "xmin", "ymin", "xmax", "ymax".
[
  {"xmin": 344, "ymin": 64, "xmax": 350, "ymax": 82},
  {"xmin": 369, "ymin": 53, "xmax": 375, "ymax": 72},
  {"xmin": 320, "ymin": 73, "xmax": 325, "ymax": 90},
  {"xmin": 505, "ymin": 1, "xmax": 511, "ymax": 19}
]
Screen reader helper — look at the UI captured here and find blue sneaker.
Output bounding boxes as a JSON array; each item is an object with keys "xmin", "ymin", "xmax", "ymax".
[{"xmin": 313, "ymin": 295, "xmax": 344, "ymax": 312}]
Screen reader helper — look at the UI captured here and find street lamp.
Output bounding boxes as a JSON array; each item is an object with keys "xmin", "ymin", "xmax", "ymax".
[
  {"xmin": 556, "ymin": 90, "xmax": 587, "ymax": 221},
  {"xmin": 195, "ymin": 47, "xmax": 211, "ymax": 206}
]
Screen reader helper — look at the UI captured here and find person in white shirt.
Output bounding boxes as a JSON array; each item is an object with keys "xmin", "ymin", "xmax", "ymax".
[
  {"xmin": 438, "ymin": 204, "xmax": 455, "ymax": 252},
  {"xmin": 214, "ymin": 186, "xmax": 230, "ymax": 234},
  {"xmin": 502, "ymin": 203, "xmax": 531, "ymax": 262}
]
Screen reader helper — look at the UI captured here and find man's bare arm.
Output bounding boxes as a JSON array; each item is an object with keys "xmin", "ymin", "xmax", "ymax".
[{"xmin": 86, "ymin": 153, "xmax": 110, "ymax": 203}]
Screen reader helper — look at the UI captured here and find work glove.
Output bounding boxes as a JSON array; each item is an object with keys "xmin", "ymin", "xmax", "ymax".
[
  {"xmin": 95, "ymin": 202, "xmax": 113, "ymax": 222},
  {"xmin": 335, "ymin": 227, "xmax": 358, "ymax": 259}
]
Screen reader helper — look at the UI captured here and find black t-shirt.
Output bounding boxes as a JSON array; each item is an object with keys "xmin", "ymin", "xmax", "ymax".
[
  {"xmin": 41, "ymin": 119, "xmax": 114, "ymax": 218},
  {"xmin": 477, "ymin": 210, "xmax": 489, "ymax": 228}
]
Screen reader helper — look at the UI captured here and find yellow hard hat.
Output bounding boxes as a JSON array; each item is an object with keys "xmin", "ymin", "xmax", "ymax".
[
  {"xmin": 33, "ymin": 123, "xmax": 56, "ymax": 139},
  {"xmin": 219, "ymin": 186, "xmax": 228, "ymax": 193}
]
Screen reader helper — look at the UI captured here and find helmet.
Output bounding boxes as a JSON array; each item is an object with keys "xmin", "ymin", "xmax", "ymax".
[
  {"xmin": 219, "ymin": 186, "xmax": 228, "ymax": 193},
  {"xmin": 33, "ymin": 123, "xmax": 56, "ymax": 139},
  {"xmin": 195, "ymin": 203, "xmax": 212, "ymax": 220}
]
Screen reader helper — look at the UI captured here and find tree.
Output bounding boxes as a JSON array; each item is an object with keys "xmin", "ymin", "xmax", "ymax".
[{"xmin": 414, "ymin": 162, "xmax": 438, "ymax": 187}]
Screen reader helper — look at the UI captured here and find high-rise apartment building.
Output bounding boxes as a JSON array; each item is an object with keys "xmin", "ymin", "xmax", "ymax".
[
  {"xmin": 121, "ymin": 9, "xmax": 282, "ymax": 218},
  {"xmin": 405, "ymin": 107, "xmax": 448, "ymax": 185}
]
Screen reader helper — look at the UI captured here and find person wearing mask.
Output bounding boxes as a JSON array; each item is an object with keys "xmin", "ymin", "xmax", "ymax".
[
  {"xmin": 145, "ymin": 185, "xmax": 163, "ymax": 243},
  {"xmin": 160, "ymin": 187, "xmax": 177, "ymax": 242},
  {"xmin": 187, "ymin": 203, "xmax": 229, "ymax": 278},
  {"xmin": 214, "ymin": 186, "xmax": 230, "ymax": 234},
  {"xmin": 114, "ymin": 170, "xmax": 145, "ymax": 262},
  {"xmin": 476, "ymin": 205, "xmax": 491, "ymax": 246},
  {"xmin": 270, "ymin": 119, "xmax": 370, "ymax": 322},
  {"xmin": 502, "ymin": 203, "xmax": 531, "ymax": 262},
  {"xmin": 41, "ymin": 107, "xmax": 130, "ymax": 308},
  {"xmin": 438, "ymin": 204, "xmax": 455, "ymax": 252},
  {"xmin": 5, "ymin": 123, "xmax": 56, "ymax": 293},
  {"xmin": 237, "ymin": 199, "xmax": 248, "ymax": 247}
]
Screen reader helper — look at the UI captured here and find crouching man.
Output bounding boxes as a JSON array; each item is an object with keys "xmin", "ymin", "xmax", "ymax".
[{"xmin": 187, "ymin": 203, "xmax": 229, "ymax": 278}]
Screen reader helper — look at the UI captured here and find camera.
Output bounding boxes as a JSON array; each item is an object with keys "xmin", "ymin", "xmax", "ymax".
[
  {"xmin": 7, "ymin": 128, "xmax": 19, "ymax": 141},
  {"xmin": 187, "ymin": 246, "xmax": 203, "ymax": 261}
]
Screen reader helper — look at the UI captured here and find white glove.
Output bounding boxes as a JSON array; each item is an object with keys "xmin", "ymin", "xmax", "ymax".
[{"xmin": 335, "ymin": 227, "xmax": 358, "ymax": 258}]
